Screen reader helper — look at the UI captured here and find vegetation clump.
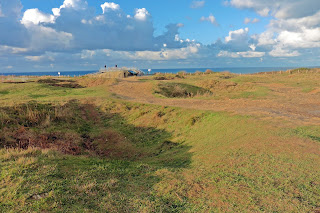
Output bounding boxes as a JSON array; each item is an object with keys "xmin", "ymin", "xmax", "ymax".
[
  {"xmin": 153, "ymin": 76, "xmax": 172, "ymax": 80},
  {"xmin": 0, "ymin": 90, "xmax": 9, "ymax": 95},
  {"xmin": 177, "ymin": 71, "xmax": 187, "ymax": 77},
  {"xmin": 199, "ymin": 79, "xmax": 238, "ymax": 91},
  {"xmin": 218, "ymin": 71, "xmax": 234, "ymax": 79},
  {"xmin": 205, "ymin": 69, "xmax": 214, "ymax": 74},
  {"xmin": 194, "ymin": 71, "xmax": 203, "ymax": 75},
  {"xmin": 156, "ymin": 82, "xmax": 210, "ymax": 98},
  {"xmin": 38, "ymin": 78, "xmax": 84, "ymax": 88},
  {"xmin": 153, "ymin": 73, "xmax": 184, "ymax": 80},
  {"xmin": 0, "ymin": 101, "xmax": 139, "ymax": 159}
]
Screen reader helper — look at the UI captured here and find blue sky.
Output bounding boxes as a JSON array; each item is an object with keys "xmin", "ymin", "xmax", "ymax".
[
  {"xmin": 0, "ymin": 0, "xmax": 320, "ymax": 72},
  {"xmin": 21, "ymin": 0, "xmax": 269, "ymax": 44}
]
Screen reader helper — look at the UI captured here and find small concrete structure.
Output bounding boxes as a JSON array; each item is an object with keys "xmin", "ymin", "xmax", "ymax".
[{"xmin": 99, "ymin": 67, "xmax": 144, "ymax": 78}]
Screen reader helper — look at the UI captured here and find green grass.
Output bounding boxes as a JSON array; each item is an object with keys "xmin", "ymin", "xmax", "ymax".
[
  {"xmin": 150, "ymin": 112, "xmax": 320, "ymax": 211},
  {"xmin": 301, "ymin": 87, "xmax": 315, "ymax": 93},
  {"xmin": 1, "ymin": 100, "xmax": 320, "ymax": 212},
  {"xmin": 231, "ymin": 86, "xmax": 270, "ymax": 99},
  {"xmin": 1, "ymin": 75, "xmax": 320, "ymax": 212},
  {"xmin": 0, "ymin": 81, "xmax": 108, "ymax": 105},
  {"xmin": 0, "ymin": 101, "xmax": 193, "ymax": 211},
  {"xmin": 0, "ymin": 90, "xmax": 9, "ymax": 95},
  {"xmin": 155, "ymin": 82, "xmax": 210, "ymax": 98},
  {"xmin": 0, "ymin": 148, "xmax": 173, "ymax": 212},
  {"xmin": 292, "ymin": 126, "xmax": 320, "ymax": 142}
]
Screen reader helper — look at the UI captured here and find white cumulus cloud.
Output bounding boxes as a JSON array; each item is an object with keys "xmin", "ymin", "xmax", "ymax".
[
  {"xmin": 225, "ymin": 28, "xmax": 249, "ymax": 43},
  {"xmin": 244, "ymin": 17, "xmax": 259, "ymax": 24},
  {"xmin": 200, "ymin": 14, "xmax": 218, "ymax": 25},
  {"xmin": 134, "ymin": 8, "xmax": 150, "ymax": 21},
  {"xmin": 21, "ymin": 8, "xmax": 55, "ymax": 25},
  {"xmin": 127, "ymin": 44, "xmax": 199, "ymax": 61},
  {"xmin": 227, "ymin": 0, "xmax": 320, "ymax": 19},
  {"xmin": 101, "ymin": 2, "xmax": 120, "ymax": 13},
  {"xmin": 190, "ymin": 1, "xmax": 205, "ymax": 9},
  {"xmin": 269, "ymin": 46, "xmax": 300, "ymax": 57},
  {"xmin": 52, "ymin": 0, "xmax": 88, "ymax": 17},
  {"xmin": 218, "ymin": 50, "xmax": 265, "ymax": 58}
]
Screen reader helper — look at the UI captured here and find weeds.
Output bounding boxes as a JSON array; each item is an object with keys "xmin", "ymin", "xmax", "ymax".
[
  {"xmin": 0, "ymin": 90, "xmax": 9, "ymax": 95},
  {"xmin": 0, "ymin": 100, "xmax": 191, "ymax": 162},
  {"xmin": 0, "ymin": 101, "xmax": 131, "ymax": 158},
  {"xmin": 293, "ymin": 126, "xmax": 320, "ymax": 142},
  {"xmin": 38, "ymin": 78, "xmax": 84, "ymax": 88},
  {"xmin": 199, "ymin": 79, "xmax": 238, "ymax": 91},
  {"xmin": 153, "ymin": 73, "xmax": 178, "ymax": 80}
]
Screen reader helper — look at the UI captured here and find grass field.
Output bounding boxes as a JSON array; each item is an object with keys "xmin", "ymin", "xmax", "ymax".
[{"xmin": 0, "ymin": 70, "xmax": 320, "ymax": 212}]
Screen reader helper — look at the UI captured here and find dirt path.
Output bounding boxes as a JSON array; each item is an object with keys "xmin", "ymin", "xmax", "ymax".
[{"xmin": 109, "ymin": 78, "xmax": 320, "ymax": 126}]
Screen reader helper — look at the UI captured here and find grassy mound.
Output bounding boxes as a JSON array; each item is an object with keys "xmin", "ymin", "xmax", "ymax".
[
  {"xmin": 0, "ymin": 101, "xmax": 131, "ymax": 158},
  {"xmin": 0, "ymin": 101, "xmax": 189, "ymax": 162},
  {"xmin": 199, "ymin": 79, "xmax": 238, "ymax": 91},
  {"xmin": 38, "ymin": 78, "xmax": 84, "ymax": 88},
  {"xmin": 156, "ymin": 82, "xmax": 210, "ymax": 98},
  {"xmin": 0, "ymin": 101, "xmax": 194, "ymax": 212},
  {"xmin": 153, "ymin": 73, "xmax": 184, "ymax": 80}
]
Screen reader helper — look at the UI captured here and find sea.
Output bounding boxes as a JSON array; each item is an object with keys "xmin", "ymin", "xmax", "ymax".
[{"xmin": 0, "ymin": 67, "xmax": 317, "ymax": 76}]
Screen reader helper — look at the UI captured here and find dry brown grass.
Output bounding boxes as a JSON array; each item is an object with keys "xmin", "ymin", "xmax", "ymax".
[
  {"xmin": 194, "ymin": 71, "xmax": 203, "ymax": 75},
  {"xmin": 205, "ymin": 69, "xmax": 214, "ymax": 74},
  {"xmin": 0, "ymin": 101, "xmax": 139, "ymax": 159},
  {"xmin": 37, "ymin": 78, "xmax": 84, "ymax": 88},
  {"xmin": 198, "ymin": 79, "xmax": 238, "ymax": 91},
  {"xmin": 108, "ymin": 71, "xmax": 320, "ymax": 126},
  {"xmin": 1, "ymin": 86, "xmax": 320, "ymax": 212},
  {"xmin": 93, "ymin": 129, "xmax": 137, "ymax": 159},
  {"xmin": 90, "ymin": 71, "xmax": 127, "ymax": 79},
  {"xmin": 153, "ymin": 73, "xmax": 178, "ymax": 80}
]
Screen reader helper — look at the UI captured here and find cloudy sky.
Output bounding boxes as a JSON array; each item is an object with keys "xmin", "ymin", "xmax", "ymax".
[{"xmin": 0, "ymin": 0, "xmax": 320, "ymax": 72}]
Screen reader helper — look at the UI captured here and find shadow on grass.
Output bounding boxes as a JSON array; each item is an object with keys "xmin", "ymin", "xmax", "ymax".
[
  {"xmin": 0, "ymin": 100, "xmax": 192, "ymax": 212},
  {"xmin": 0, "ymin": 100, "xmax": 192, "ymax": 168},
  {"xmin": 102, "ymin": 112, "xmax": 192, "ymax": 168}
]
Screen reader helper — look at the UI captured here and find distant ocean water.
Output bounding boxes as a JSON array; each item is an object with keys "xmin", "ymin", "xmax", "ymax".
[
  {"xmin": 0, "ymin": 70, "xmax": 98, "ymax": 77},
  {"xmin": 142, "ymin": 67, "xmax": 302, "ymax": 74},
  {"xmin": 1, "ymin": 67, "xmax": 317, "ymax": 76}
]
